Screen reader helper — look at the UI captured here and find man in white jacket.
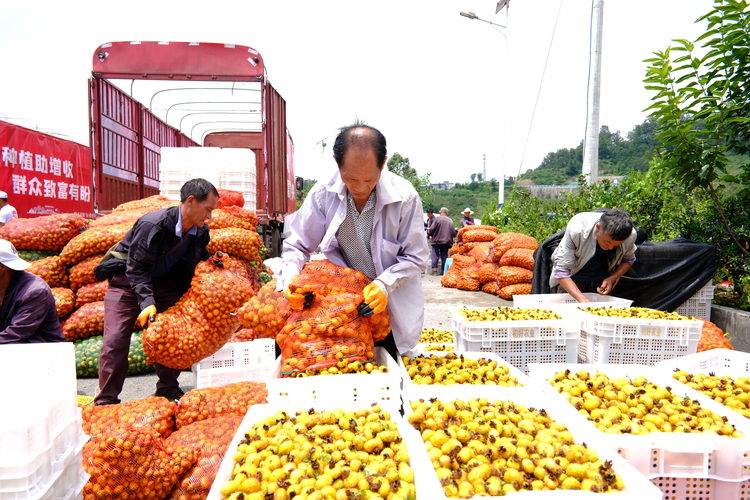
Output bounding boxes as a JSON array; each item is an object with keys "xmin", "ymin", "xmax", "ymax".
[
  {"xmin": 549, "ymin": 208, "xmax": 637, "ymax": 302},
  {"xmin": 277, "ymin": 121, "xmax": 430, "ymax": 357}
]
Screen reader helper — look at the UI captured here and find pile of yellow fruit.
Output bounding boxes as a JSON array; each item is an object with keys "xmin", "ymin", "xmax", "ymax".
[
  {"xmin": 407, "ymin": 397, "xmax": 625, "ymax": 496},
  {"xmin": 287, "ymin": 356, "xmax": 389, "ymax": 378},
  {"xmin": 549, "ymin": 369, "xmax": 743, "ymax": 436},
  {"xmin": 457, "ymin": 307, "xmax": 561, "ymax": 322},
  {"xmin": 220, "ymin": 406, "xmax": 416, "ymax": 500},
  {"xmin": 403, "ymin": 353, "xmax": 522, "ymax": 386},
  {"xmin": 419, "ymin": 329, "xmax": 453, "ymax": 343},
  {"xmin": 581, "ymin": 307, "xmax": 694, "ymax": 320},
  {"xmin": 672, "ymin": 369, "xmax": 750, "ymax": 419},
  {"xmin": 422, "ymin": 345, "xmax": 454, "ymax": 352}
]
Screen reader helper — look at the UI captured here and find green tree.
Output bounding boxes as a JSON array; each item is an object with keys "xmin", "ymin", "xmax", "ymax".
[{"xmin": 643, "ymin": 0, "xmax": 750, "ymax": 262}]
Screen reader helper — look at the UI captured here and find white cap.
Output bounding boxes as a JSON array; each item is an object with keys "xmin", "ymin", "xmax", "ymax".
[
  {"xmin": 0, "ymin": 191, "xmax": 7, "ymax": 199},
  {"xmin": 0, "ymin": 239, "xmax": 30, "ymax": 271}
]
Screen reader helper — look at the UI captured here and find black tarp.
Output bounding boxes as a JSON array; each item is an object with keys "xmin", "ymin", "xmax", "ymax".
[{"xmin": 532, "ymin": 233, "xmax": 716, "ymax": 312}]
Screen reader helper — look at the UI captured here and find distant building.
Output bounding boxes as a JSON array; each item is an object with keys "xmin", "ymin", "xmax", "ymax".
[{"xmin": 429, "ymin": 182, "xmax": 455, "ymax": 190}]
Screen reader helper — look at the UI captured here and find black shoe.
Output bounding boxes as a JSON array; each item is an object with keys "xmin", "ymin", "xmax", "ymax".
[
  {"xmin": 93, "ymin": 399, "xmax": 118, "ymax": 406},
  {"xmin": 156, "ymin": 387, "xmax": 184, "ymax": 403}
]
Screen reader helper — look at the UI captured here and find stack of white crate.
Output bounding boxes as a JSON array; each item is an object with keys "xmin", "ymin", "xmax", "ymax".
[{"xmin": 0, "ymin": 343, "xmax": 88, "ymax": 500}]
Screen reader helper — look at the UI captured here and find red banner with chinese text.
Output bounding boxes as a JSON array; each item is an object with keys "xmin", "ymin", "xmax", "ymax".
[{"xmin": 0, "ymin": 121, "xmax": 94, "ymax": 219}]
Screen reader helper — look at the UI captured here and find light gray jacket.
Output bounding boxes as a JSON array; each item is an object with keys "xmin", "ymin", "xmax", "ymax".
[{"xmin": 549, "ymin": 211, "xmax": 637, "ymax": 288}]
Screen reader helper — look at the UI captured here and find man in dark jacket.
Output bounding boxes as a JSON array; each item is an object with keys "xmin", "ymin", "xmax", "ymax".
[
  {"xmin": 0, "ymin": 239, "xmax": 65, "ymax": 344},
  {"xmin": 427, "ymin": 207, "xmax": 455, "ymax": 275},
  {"xmin": 94, "ymin": 178, "xmax": 219, "ymax": 405}
]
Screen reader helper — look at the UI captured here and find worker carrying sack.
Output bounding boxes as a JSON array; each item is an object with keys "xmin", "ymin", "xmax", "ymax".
[{"xmin": 93, "ymin": 243, "xmax": 127, "ymax": 282}]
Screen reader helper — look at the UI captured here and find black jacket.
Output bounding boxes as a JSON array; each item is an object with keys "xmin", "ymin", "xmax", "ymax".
[{"xmin": 111, "ymin": 206, "xmax": 210, "ymax": 310}]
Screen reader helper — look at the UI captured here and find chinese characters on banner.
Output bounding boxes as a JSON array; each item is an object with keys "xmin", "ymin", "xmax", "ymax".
[{"xmin": 0, "ymin": 121, "xmax": 94, "ymax": 219}]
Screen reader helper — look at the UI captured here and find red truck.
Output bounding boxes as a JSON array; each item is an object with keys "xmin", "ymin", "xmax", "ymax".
[{"xmin": 88, "ymin": 41, "xmax": 296, "ymax": 256}]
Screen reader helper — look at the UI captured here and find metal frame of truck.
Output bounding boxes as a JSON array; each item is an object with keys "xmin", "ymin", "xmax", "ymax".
[{"xmin": 88, "ymin": 41, "xmax": 294, "ymax": 256}]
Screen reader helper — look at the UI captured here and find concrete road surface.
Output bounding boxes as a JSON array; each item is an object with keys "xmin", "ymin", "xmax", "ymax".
[{"xmin": 76, "ymin": 273, "xmax": 513, "ymax": 403}]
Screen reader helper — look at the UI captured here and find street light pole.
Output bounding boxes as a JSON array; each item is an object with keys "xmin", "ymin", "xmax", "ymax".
[{"xmin": 459, "ymin": 7, "xmax": 509, "ymax": 209}]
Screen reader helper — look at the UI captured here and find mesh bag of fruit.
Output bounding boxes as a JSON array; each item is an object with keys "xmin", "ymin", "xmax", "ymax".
[
  {"xmin": 69, "ymin": 253, "xmax": 105, "ymax": 291},
  {"xmin": 498, "ymin": 282, "xmax": 532, "ymax": 299},
  {"xmin": 209, "ymin": 205, "xmax": 259, "ymax": 231},
  {"xmin": 207, "ymin": 227, "xmax": 262, "ymax": 262},
  {"xmin": 144, "ymin": 259, "xmax": 255, "ymax": 370},
  {"xmin": 164, "ymin": 416, "xmax": 244, "ymax": 500},
  {"xmin": 498, "ymin": 247, "xmax": 535, "ymax": 270},
  {"xmin": 698, "ymin": 320, "xmax": 734, "ymax": 352},
  {"xmin": 222, "ymin": 254, "xmax": 264, "ymax": 292},
  {"xmin": 491, "ymin": 232, "xmax": 539, "ymax": 261},
  {"xmin": 113, "ymin": 195, "xmax": 177, "ymax": 212},
  {"xmin": 51, "ymin": 287, "xmax": 75, "ymax": 318},
  {"xmin": 74, "ymin": 331, "xmax": 154, "ymax": 378},
  {"xmin": 456, "ymin": 262, "xmax": 483, "ymax": 291},
  {"xmin": 60, "ymin": 224, "xmax": 132, "ymax": 265},
  {"xmin": 477, "ymin": 262, "xmax": 500, "ymax": 284},
  {"xmin": 276, "ymin": 260, "xmax": 390, "ymax": 376},
  {"xmin": 17, "ymin": 249, "xmax": 59, "ymax": 262},
  {"xmin": 495, "ymin": 265, "xmax": 533, "ymax": 287},
  {"xmin": 456, "ymin": 224, "xmax": 498, "ymax": 243},
  {"xmin": 0, "ymin": 213, "xmax": 88, "ymax": 251},
  {"xmin": 88, "ymin": 207, "xmax": 152, "ymax": 228},
  {"xmin": 238, "ymin": 278, "xmax": 292, "ymax": 339},
  {"xmin": 81, "ymin": 396, "xmax": 176, "ymax": 439},
  {"xmin": 82, "ymin": 425, "xmax": 199, "ymax": 500},
  {"xmin": 62, "ymin": 301, "xmax": 105, "ymax": 342},
  {"xmin": 227, "ymin": 327, "xmax": 256, "ymax": 342},
  {"xmin": 469, "ymin": 242, "xmax": 494, "ymax": 263},
  {"xmin": 75, "ymin": 280, "xmax": 109, "ymax": 308},
  {"xmin": 26, "ymin": 255, "xmax": 69, "ymax": 288},
  {"xmin": 175, "ymin": 382, "xmax": 268, "ymax": 429}
]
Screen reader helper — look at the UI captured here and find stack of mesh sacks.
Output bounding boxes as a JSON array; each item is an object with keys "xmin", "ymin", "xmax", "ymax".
[
  {"xmin": 441, "ymin": 225, "xmax": 538, "ymax": 299},
  {"xmin": 0, "ymin": 194, "xmax": 268, "ymax": 377}
]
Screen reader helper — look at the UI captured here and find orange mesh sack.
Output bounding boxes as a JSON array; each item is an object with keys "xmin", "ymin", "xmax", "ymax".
[
  {"xmin": 164, "ymin": 416, "xmax": 244, "ymax": 500},
  {"xmin": 209, "ymin": 206, "xmax": 259, "ymax": 231},
  {"xmin": 62, "ymin": 301, "xmax": 105, "ymax": 341},
  {"xmin": 113, "ymin": 195, "xmax": 177, "ymax": 212},
  {"xmin": 222, "ymin": 255, "xmax": 264, "ymax": 293},
  {"xmin": 469, "ymin": 242, "xmax": 494, "ymax": 263},
  {"xmin": 69, "ymin": 253, "xmax": 105, "ymax": 291},
  {"xmin": 60, "ymin": 224, "xmax": 132, "ymax": 265},
  {"xmin": 27, "ymin": 255, "xmax": 69, "ymax": 288},
  {"xmin": 52, "ymin": 287, "xmax": 75, "ymax": 318},
  {"xmin": 81, "ymin": 396, "xmax": 176, "ymax": 440},
  {"xmin": 456, "ymin": 262, "xmax": 483, "ymax": 291},
  {"xmin": 448, "ymin": 244, "xmax": 461, "ymax": 257},
  {"xmin": 698, "ymin": 320, "xmax": 734, "ymax": 352},
  {"xmin": 477, "ymin": 262, "xmax": 500, "ymax": 284},
  {"xmin": 441, "ymin": 268, "xmax": 459, "ymax": 288},
  {"xmin": 174, "ymin": 382, "xmax": 268, "ymax": 429},
  {"xmin": 88, "ymin": 208, "xmax": 152, "ymax": 228},
  {"xmin": 482, "ymin": 281, "xmax": 501, "ymax": 296},
  {"xmin": 498, "ymin": 282, "xmax": 533, "ymax": 300},
  {"xmin": 76, "ymin": 281, "xmax": 108, "ymax": 309},
  {"xmin": 463, "ymin": 228, "xmax": 499, "ymax": 243},
  {"xmin": 207, "ymin": 227, "xmax": 262, "ymax": 263},
  {"xmin": 498, "ymin": 247, "xmax": 535, "ymax": 270},
  {"xmin": 457, "ymin": 225, "xmax": 498, "ymax": 243},
  {"xmin": 0, "ymin": 213, "xmax": 88, "ymax": 251},
  {"xmin": 216, "ymin": 189, "xmax": 245, "ymax": 208},
  {"xmin": 491, "ymin": 232, "xmax": 539, "ymax": 261},
  {"xmin": 276, "ymin": 260, "xmax": 389, "ymax": 376},
  {"xmin": 82, "ymin": 426, "xmax": 199, "ymax": 500},
  {"xmin": 495, "ymin": 266, "xmax": 534, "ymax": 288},
  {"xmin": 228, "ymin": 327, "xmax": 256, "ymax": 343},
  {"xmin": 238, "ymin": 278, "xmax": 291, "ymax": 339},
  {"xmin": 144, "ymin": 259, "xmax": 255, "ymax": 370}
]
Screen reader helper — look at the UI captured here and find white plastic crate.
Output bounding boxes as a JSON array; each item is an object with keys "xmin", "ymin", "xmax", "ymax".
[
  {"xmin": 206, "ymin": 401, "xmax": 431, "ymax": 500},
  {"xmin": 651, "ymin": 476, "xmax": 750, "ymax": 500},
  {"xmin": 578, "ymin": 308, "xmax": 703, "ymax": 365},
  {"xmin": 401, "ymin": 385, "xmax": 664, "ymax": 500},
  {"xmin": 675, "ymin": 284, "xmax": 716, "ymax": 320},
  {"xmin": 38, "ymin": 446, "xmax": 88, "ymax": 500},
  {"xmin": 655, "ymin": 348, "xmax": 750, "ymax": 378},
  {"xmin": 513, "ymin": 292, "xmax": 633, "ymax": 309},
  {"xmin": 413, "ymin": 343, "xmax": 454, "ymax": 352},
  {"xmin": 266, "ymin": 348, "xmax": 401, "ymax": 410},
  {"xmin": 398, "ymin": 350, "xmax": 531, "ymax": 403},
  {"xmin": 527, "ymin": 363, "xmax": 750, "ymax": 480},
  {"xmin": 191, "ymin": 339, "xmax": 276, "ymax": 389},
  {"xmin": 452, "ymin": 308, "xmax": 578, "ymax": 374}
]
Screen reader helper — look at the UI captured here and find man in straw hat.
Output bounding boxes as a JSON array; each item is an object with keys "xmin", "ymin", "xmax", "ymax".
[{"xmin": 461, "ymin": 207, "xmax": 476, "ymax": 228}]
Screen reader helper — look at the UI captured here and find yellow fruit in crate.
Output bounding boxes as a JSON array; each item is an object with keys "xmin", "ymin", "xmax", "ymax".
[
  {"xmin": 402, "ymin": 352, "xmax": 522, "ymax": 387},
  {"xmin": 458, "ymin": 306, "xmax": 562, "ymax": 322}
]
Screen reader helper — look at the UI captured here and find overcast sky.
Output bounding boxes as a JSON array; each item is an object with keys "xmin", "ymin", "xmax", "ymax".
[{"xmin": 0, "ymin": 1, "xmax": 711, "ymax": 186}]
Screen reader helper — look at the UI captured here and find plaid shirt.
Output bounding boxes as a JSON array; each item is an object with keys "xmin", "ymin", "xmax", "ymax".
[{"xmin": 337, "ymin": 190, "xmax": 378, "ymax": 280}]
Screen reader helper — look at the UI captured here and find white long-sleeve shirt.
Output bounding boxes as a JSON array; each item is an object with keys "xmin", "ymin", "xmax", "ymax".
[{"xmin": 280, "ymin": 169, "xmax": 430, "ymax": 353}]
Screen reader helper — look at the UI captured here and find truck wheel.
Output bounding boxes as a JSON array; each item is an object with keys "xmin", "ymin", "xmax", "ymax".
[{"xmin": 271, "ymin": 227, "xmax": 282, "ymax": 258}]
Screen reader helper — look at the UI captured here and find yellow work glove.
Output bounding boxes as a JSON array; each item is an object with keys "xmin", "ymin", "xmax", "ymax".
[
  {"xmin": 358, "ymin": 281, "xmax": 388, "ymax": 317},
  {"xmin": 285, "ymin": 287, "xmax": 314, "ymax": 312},
  {"xmin": 136, "ymin": 305, "xmax": 157, "ymax": 328}
]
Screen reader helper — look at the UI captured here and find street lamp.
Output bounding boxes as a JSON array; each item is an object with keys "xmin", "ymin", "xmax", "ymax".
[{"xmin": 459, "ymin": 7, "xmax": 509, "ymax": 209}]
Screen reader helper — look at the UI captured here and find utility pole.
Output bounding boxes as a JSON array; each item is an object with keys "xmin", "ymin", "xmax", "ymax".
[
  {"xmin": 582, "ymin": 0, "xmax": 603, "ymax": 185},
  {"xmin": 483, "ymin": 153, "xmax": 486, "ymax": 182}
]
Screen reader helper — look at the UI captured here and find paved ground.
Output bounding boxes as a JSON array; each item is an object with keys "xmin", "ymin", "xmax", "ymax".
[{"xmin": 76, "ymin": 273, "xmax": 512, "ymax": 402}]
